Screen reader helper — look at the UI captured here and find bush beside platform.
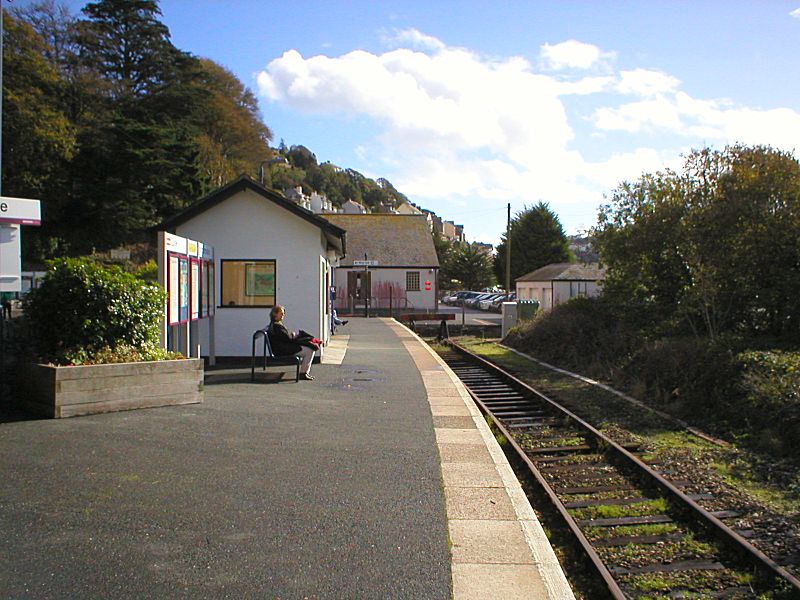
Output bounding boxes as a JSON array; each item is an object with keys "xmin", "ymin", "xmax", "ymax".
[{"xmin": 17, "ymin": 358, "xmax": 203, "ymax": 418}]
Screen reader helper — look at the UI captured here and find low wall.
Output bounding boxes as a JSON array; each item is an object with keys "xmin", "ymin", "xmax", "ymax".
[{"xmin": 17, "ymin": 358, "xmax": 203, "ymax": 418}]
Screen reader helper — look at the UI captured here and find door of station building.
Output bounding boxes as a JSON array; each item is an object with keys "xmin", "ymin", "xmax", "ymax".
[{"xmin": 347, "ymin": 270, "xmax": 371, "ymax": 304}]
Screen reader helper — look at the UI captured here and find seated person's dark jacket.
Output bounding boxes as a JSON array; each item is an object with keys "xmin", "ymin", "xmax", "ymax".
[{"xmin": 268, "ymin": 322, "xmax": 303, "ymax": 356}]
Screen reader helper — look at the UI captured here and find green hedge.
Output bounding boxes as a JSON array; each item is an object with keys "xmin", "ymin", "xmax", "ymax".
[
  {"xmin": 24, "ymin": 257, "xmax": 169, "ymax": 365},
  {"xmin": 504, "ymin": 297, "xmax": 640, "ymax": 379},
  {"xmin": 503, "ymin": 298, "xmax": 800, "ymax": 460},
  {"xmin": 735, "ymin": 351, "xmax": 800, "ymax": 457}
]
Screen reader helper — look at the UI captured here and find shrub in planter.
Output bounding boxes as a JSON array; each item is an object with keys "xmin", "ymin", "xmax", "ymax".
[{"xmin": 24, "ymin": 257, "xmax": 170, "ymax": 365}]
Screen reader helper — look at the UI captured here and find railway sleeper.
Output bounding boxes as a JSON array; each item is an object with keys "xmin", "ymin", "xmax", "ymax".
[
  {"xmin": 525, "ymin": 443, "xmax": 595, "ymax": 455},
  {"xmin": 506, "ymin": 421, "xmax": 539, "ymax": 429},
  {"xmin": 564, "ymin": 496, "xmax": 652, "ymax": 508},
  {"xmin": 486, "ymin": 404, "xmax": 539, "ymax": 412},
  {"xmin": 577, "ymin": 514, "xmax": 673, "ymax": 527},
  {"xmin": 557, "ymin": 483, "xmax": 639, "ymax": 494},
  {"xmin": 593, "ymin": 532, "xmax": 685, "ymax": 547},
  {"xmin": 477, "ymin": 394, "xmax": 527, "ymax": 401},
  {"xmin": 708, "ymin": 510, "xmax": 741, "ymax": 520},
  {"xmin": 545, "ymin": 473, "xmax": 628, "ymax": 487},
  {"xmin": 610, "ymin": 559, "xmax": 726, "ymax": 575},
  {"xmin": 465, "ymin": 383, "xmax": 514, "ymax": 389},
  {"xmin": 538, "ymin": 462, "xmax": 618, "ymax": 475},
  {"xmin": 494, "ymin": 410, "xmax": 542, "ymax": 419},
  {"xmin": 533, "ymin": 453, "xmax": 604, "ymax": 464}
]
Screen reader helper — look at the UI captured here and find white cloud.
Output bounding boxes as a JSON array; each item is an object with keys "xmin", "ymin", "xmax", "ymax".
[
  {"xmin": 540, "ymin": 40, "xmax": 604, "ymax": 70},
  {"xmin": 258, "ymin": 41, "xmax": 574, "ymax": 166},
  {"xmin": 257, "ymin": 31, "xmax": 800, "ymax": 239},
  {"xmin": 384, "ymin": 28, "xmax": 446, "ymax": 51},
  {"xmin": 594, "ymin": 89, "xmax": 800, "ymax": 150},
  {"xmin": 594, "ymin": 97, "xmax": 684, "ymax": 132},
  {"xmin": 791, "ymin": 8, "xmax": 800, "ymax": 18},
  {"xmin": 617, "ymin": 68, "xmax": 680, "ymax": 97}
]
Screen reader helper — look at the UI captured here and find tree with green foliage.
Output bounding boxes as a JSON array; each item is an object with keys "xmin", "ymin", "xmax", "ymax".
[
  {"xmin": 432, "ymin": 231, "xmax": 452, "ymax": 267},
  {"xmin": 445, "ymin": 243, "xmax": 496, "ymax": 291},
  {"xmin": 493, "ymin": 202, "xmax": 572, "ymax": 285},
  {"xmin": 65, "ymin": 0, "xmax": 206, "ymax": 249},
  {"xmin": 594, "ymin": 144, "xmax": 800, "ymax": 341},
  {"xmin": 77, "ymin": 0, "xmax": 179, "ymax": 100}
]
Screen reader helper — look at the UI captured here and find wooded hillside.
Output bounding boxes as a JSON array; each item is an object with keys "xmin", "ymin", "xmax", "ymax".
[{"xmin": 4, "ymin": 0, "xmax": 409, "ymax": 261}]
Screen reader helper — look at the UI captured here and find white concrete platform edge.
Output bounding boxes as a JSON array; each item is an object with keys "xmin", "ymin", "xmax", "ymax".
[{"xmin": 390, "ymin": 320, "xmax": 576, "ymax": 600}]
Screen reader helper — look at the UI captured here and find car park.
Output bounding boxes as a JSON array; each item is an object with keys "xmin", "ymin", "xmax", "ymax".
[{"xmin": 466, "ymin": 292, "xmax": 494, "ymax": 308}]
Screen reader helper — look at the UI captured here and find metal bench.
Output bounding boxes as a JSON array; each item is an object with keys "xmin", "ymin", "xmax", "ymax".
[
  {"xmin": 251, "ymin": 329, "xmax": 301, "ymax": 382},
  {"xmin": 397, "ymin": 313, "xmax": 455, "ymax": 340}
]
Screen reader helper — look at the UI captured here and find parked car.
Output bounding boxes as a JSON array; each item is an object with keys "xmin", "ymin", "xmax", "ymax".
[
  {"xmin": 478, "ymin": 293, "xmax": 504, "ymax": 311},
  {"xmin": 466, "ymin": 292, "xmax": 494, "ymax": 308},
  {"xmin": 454, "ymin": 291, "xmax": 481, "ymax": 306},
  {"xmin": 441, "ymin": 292, "xmax": 458, "ymax": 304},
  {"xmin": 489, "ymin": 292, "xmax": 515, "ymax": 312}
]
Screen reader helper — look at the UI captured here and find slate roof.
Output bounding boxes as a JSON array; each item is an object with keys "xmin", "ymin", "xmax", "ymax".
[
  {"xmin": 322, "ymin": 214, "xmax": 439, "ymax": 268},
  {"xmin": 158, "ymin": 175, "xmax": 346, "ymax": 255},
  {"xmin": 516, "ymin": 262, "xmax": 606, "ymax": 282}
]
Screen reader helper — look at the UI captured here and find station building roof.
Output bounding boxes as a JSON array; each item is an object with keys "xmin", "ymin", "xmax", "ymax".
[
  {"xmin": 516, "ymin": 262, "xmax": 606, "ymax": 282},
  {"xmin": 159, "ymin": 175, "xmax": 346, "ymax": 256},
  {"xmin": 322, "ymin": 214, "xmax": 439, "ymax": 269}
]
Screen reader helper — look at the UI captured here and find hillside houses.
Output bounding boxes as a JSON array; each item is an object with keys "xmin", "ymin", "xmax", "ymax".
[{"xmin": 280, "ymin": 187, "xmax": 465, "ymax": 243}]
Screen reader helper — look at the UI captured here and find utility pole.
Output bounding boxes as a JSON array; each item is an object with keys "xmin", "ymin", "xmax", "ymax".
[
  {"xmin": 363, "ymin": 253, "xmax": 369, "ymax": 318},
  {"xmin": 505, "ymin": 203, "xmax": 511, "ymax": 293}
]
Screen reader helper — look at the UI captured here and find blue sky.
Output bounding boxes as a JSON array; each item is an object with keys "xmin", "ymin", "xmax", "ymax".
[{"xmin": 13, "ymin": 1, "xmax": 800, "ymax": 244}]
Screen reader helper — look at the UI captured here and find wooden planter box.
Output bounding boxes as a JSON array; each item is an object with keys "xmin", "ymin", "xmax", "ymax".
[{"xmin": 17, "ymin": 358, "xmax": 203, "ymax": 418}]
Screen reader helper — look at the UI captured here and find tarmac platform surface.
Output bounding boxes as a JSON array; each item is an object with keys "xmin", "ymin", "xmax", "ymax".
[{"xmin": 0, "ymin": 317, "xmax": 572, "ymax": 599}]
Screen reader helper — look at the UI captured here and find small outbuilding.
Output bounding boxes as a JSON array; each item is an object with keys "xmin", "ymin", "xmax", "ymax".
[
  {"xmin": 322, "ymin": 214, "xmax": 439, "ymax": 314},
  {"xmin": 515, "ymin": 262, "xmax": 606, "ymax": 311},
  {"xmin": 161, "ymin": 176, "xmax": 346, "ymax": 359}
]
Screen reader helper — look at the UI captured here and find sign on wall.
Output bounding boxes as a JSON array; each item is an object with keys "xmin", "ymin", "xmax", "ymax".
[
  {"xmin": 0, "ymin": 197, "xmax": 41, "ymax": 292},
  {"xmin": 0, "ymin": 197, "xmax": 41, "ymax": 226}
]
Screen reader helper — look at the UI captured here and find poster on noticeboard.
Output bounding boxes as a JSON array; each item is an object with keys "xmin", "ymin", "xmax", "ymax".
[
  {"xmin": 190, "ymin": 259, "xmax": 200, "ymax": 320},
  {"xmin": 168, "ymin": 254, "xmax": 180, "ymax": 324},
  {"xmin": 179, "ymin": 256, "xmax": 189, "ymax": 323}
]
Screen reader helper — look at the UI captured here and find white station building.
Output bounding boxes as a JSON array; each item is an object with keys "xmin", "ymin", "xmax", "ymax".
[{"xmin": 161, "ymin": 176, "xmax": 346, "ymax": 359}]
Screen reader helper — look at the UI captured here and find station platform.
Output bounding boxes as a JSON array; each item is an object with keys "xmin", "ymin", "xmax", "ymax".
[{"xmin": 0, "ymin": 317, "xmax": 573, "ymax": 599}]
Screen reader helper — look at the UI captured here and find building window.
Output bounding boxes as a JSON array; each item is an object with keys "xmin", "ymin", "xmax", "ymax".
[
  {"xmin": 569, "ymin": 281, "xmax": 588, "ymax": 298},
  {"xmin": 220, "ymin": 259, "xmax": 276, "ymax": 307},
  {"xmin": 406, "ymin": 271, "xmax": 420, "ymax": 292}
]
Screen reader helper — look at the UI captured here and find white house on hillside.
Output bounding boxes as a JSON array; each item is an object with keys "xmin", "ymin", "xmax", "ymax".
[
  {"xmin": 161, "ymin": 176, "xmax": 346, "ymax": 358},
  {"xmin": 341, "ymin": 199, "xmax": 368, "ymax": 214},
  {"xmin": 516, "ymin": 263, "xmax": 606, "ymax": 312}
]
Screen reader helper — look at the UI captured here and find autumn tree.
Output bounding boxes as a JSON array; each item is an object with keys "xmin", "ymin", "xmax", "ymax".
[
  {"xmin": 194, "ymin": 59, "xmax": 272, "ymax": 191},
  {"xmin": 594, "ymin": 144, "xmax": 800, "ymax": 340}
]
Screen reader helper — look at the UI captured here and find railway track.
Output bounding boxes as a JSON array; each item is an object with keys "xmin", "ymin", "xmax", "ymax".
[{"xmin": 438, "ymin": 342, "xmax": 800, "ymax": 599}]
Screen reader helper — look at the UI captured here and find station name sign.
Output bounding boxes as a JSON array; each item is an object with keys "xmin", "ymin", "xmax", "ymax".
[
  {"xmin": 353, "ymin": 260, "xmax": 379, "ymax": 266},
  {"xmin": 0, "ymin": 196, "xmax": 42, "ymax": 226}
]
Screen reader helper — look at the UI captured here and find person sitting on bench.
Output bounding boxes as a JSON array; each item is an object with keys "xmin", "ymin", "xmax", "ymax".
[{"xmin": 268, "ymin": 305, "xmax": 315, "ymax": 381}]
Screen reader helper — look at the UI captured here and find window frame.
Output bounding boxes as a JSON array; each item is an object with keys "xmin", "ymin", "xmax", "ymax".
[
  {"xmin": 219, "ymin": 258, "xmax": 277, "ymax": 308},
  {"xmin": 406, "ymin": 270, "xmax": 421, "ymax": 292}
]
